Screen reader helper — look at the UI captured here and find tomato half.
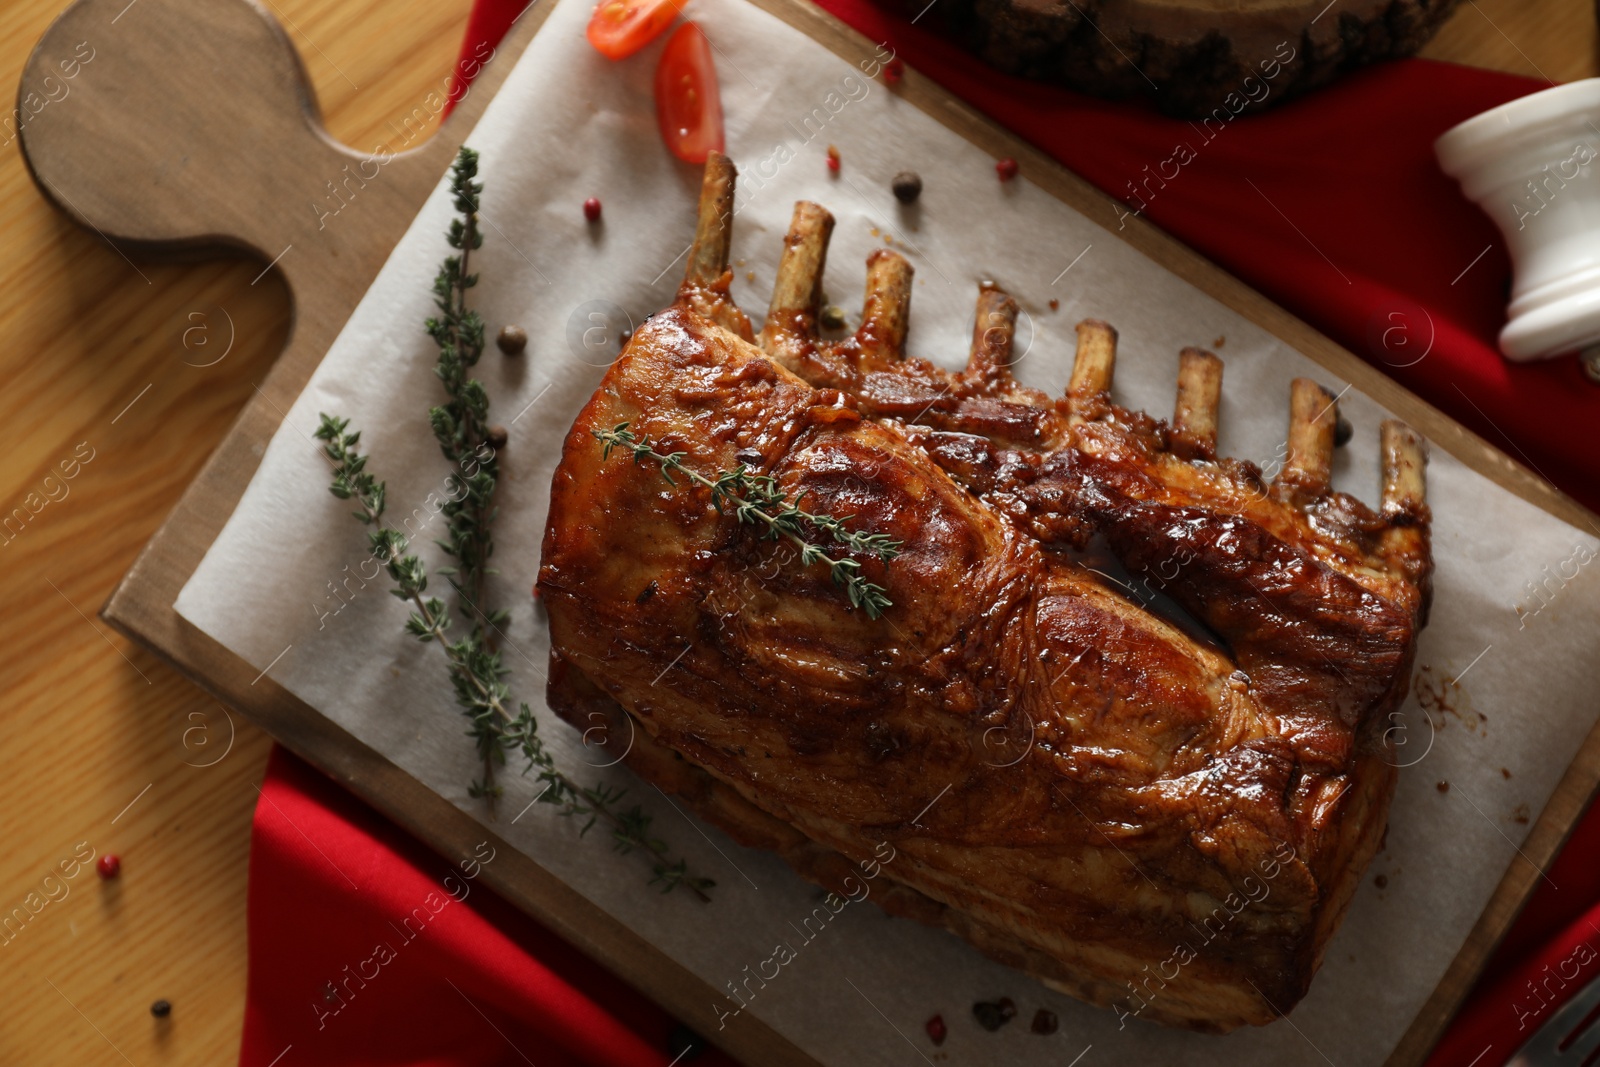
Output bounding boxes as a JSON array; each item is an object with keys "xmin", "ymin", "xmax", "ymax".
[
  {"xmin": 654, "ymin": 22, "xmax": 724, "ymax": 164},
  {"xmin": 586, "ymin": 0, "xmax": 682, "ymax": 61}
]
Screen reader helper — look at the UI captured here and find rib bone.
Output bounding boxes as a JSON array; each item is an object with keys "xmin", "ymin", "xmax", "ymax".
[
  {"xmin": 1171, "ymin": 347, "xmax": 1222, "ymax": 461},
  {"xmin": 966, "ymin": 285, "xmax": 1018, "ymax": 387},
  {"xmin": 684, "ymin": 150, "xmax": 736, "ymax": 288},
  {"xmin": 677, "ymin": 150, "xmax": 752, "ymax": 341},
  {"xmin": 857, "ymin": 249, "xmax": 913, "ymax": 366},
  {"xmin": 760, "ymin": 201, "xmax": 834, "ymax": 369},
  {"xmin": 1274, "ymin": 378, "xmax": 1338, "ymax": 505},
  {"xmin": 1068, "ymin": 319, "xmax": 1117, "ymax": 420},
  {"xmin": 1381, "ymin": 420, "xmax": 1427, "ymax": 517}
]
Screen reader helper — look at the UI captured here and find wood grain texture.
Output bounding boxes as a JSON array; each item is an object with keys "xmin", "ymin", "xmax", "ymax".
[
  {"xmin": 0, "ymin": 1, "xmax": 1592, "ymax": 1066},
  {"xmin": 958, "ymin": 0, "xmax": 1466, "ymax": 116},
  {"xmin": 0, "ymin": 0, "xmax": 473, "ymax": 1063},
  {"xmin": 1419, "ymin": 0, "xmax": 1600, "ymax": 82}
]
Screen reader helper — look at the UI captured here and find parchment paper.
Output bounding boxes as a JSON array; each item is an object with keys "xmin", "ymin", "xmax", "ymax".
[{"xmin": 175, "ymin": 0, "xmax": 1600, "ymax": 1061}]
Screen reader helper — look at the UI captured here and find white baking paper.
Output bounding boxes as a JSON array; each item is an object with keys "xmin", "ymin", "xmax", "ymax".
[{"xmin": 175, "ymin": 0, "xmax": 1600, "ymax": 1061}]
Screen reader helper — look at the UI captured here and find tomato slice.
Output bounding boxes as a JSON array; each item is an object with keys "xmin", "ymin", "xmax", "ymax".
[
  {"xmin": 586, "ymin": 0, "xmax": 683, "ymax": 61},
  {"xmin": 654, "ymin": 22, "xmax": 725, "ymax": 164}
]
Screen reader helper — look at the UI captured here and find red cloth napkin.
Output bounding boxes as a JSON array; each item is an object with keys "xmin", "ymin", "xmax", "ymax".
[
  {"xmin": 239, "ymin": 746, "xmax": 741, "ymax": 1066},
  {"xmin": 238, "ymin": 4, "xmax": 1600, "ymax": 1065}
]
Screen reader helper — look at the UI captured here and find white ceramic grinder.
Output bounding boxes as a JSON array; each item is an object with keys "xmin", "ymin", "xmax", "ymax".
[{"xmin": 1436, "ymin": 79, "xmax": 1600, "ymax": 373}]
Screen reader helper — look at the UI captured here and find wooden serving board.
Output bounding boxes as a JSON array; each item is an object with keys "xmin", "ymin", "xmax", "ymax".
[{"xmin": 18, "ymin": 0, "xmax": 1600, "ymax": 1062}]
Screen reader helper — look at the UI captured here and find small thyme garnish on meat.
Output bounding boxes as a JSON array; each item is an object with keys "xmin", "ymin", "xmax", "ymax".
[{"xmin": 592, "ymin": 422, "xmax": 901, "ymax": 618}]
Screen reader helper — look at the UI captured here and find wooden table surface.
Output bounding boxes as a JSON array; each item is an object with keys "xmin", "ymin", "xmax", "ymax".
[{"xmin": 0, "ymin": 1, "xmax": 1592, "ymax": 1063}]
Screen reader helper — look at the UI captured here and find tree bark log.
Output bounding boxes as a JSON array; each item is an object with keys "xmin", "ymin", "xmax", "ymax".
[{"xmin": 942, "ymin": 0, "xmax": 1464, "ymax": 116}]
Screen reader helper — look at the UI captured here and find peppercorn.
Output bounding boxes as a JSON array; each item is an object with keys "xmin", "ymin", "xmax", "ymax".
[
  {"xmin": 973, "ymin": 997, "xmax": 1016, "ymax": 1031},
  {"xmin": 1030, "ymin": 1008, "xmax": 1058, "ymax": 1035},
  {"xmin": 486, "ymin": 425, "xmax": 509, "ymax": 450},
  {"xmin": 497, "ymin": 324, "xmax": 527, "ymax": 356},
  {"xmin": 96, "ymin": 854, "xmax": 121, "ymax": 880},
  {"xmin": 1334, "ymin": 414, "xmax": 1353, "ymax": 448},
  {"xmin": 150, "ymin": 999, "xmax": 171, "ymax": 1018},
  {"xmin": 995, "ymin": 157, "xmax": 1019, "ymax": 182},
  {"xmin": 820, "ymin": 305, "xmax": 846, "ymax": 330},
  {"xmin": 891, "ymin": 171, "xmax": 922, "ymax": 204},
  {"xmin": 583, "ymin": 197, "xmax": 602, "ymax": 222},
  {"xmin": 925, "ymin": 1013, "xmax": 947, "ymax": 1045}
]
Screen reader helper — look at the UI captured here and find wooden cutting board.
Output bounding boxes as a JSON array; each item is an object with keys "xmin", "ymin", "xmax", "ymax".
[{"xmin": 18, "ymin": 0, "xmax": 1600, "ymax": 1062}]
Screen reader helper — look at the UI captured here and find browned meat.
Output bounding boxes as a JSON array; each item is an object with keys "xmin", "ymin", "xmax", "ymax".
[{"xmin": 537, "ymin": 152, "xmax": 1432, "ymax": 1032}]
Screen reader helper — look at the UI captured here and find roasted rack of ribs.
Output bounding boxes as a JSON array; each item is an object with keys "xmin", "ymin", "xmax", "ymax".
[{"xmin": 538, "ymin": 152, "xmax": 1433, "ymax": 1032}]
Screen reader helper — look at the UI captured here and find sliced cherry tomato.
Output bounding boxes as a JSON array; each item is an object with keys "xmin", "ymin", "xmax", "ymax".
[
  {"xmin": 654, "ymin": 22, "xmax": 724, "ymax": 164},
  {"xmin": 586, "ymin": 0, "xmax": 683, "ymax": 61}
]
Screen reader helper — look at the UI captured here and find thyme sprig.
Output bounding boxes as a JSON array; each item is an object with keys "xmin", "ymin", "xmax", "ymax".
[
  {"xmin": 425, "ymin": 146, "xmax": 492, "ymax": 630},
  {"xmin": 315, "ymin": 415, "xmax": 713, "ymax": 901},
  {"xmin": 592, "ymin": 423, "xmax": 901, "ymax": 618},
  {"xmin": 306, "ymin": 146, "xmax": 714, "ymax": 901},
  {"xmin": 421, "ymin": 148, "xmax": 501, "ymax": 794}
]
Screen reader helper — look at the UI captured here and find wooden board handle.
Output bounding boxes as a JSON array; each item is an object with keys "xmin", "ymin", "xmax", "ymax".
[{"xmin": 16, "ymin": 0, "xmax": 481, "ymax": 319}]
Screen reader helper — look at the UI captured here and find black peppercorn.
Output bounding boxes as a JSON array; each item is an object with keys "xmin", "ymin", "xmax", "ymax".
[
  {"xmin": 150, "ymin": 999, "xmax": 171, "ymax": 1018},
  {"xmin": 973, "ymin": 998, "xmax": 1015, "ymax": 1031},
  {"xmin": 1334, "ymin": 414, "xmax": 1353, "ymax": 448},
  {"xmin": 497, "ymin": 324, "xmax": 527, "ymax": 356},
  {"xmin": 891, "ymin": 171, "xmax": 922, "ymax": 204},
  {"xmin": 1030, "ymin": 1008, "xmax": 1058, "ymax": 1035},
  {"xmin": 486, "ymin": 425, "xmax": 509, "ymax": 450}
]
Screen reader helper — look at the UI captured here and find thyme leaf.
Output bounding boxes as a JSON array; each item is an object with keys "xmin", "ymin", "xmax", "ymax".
[{"xmin": 592, "ymin": 422, "xmax": 900, "ymax": 619}]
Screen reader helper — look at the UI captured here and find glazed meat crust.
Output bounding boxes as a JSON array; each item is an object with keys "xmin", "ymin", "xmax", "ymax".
[{"xmin": 537, "ymin": 154, "xmax": 1432, "ymax": 1032}]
